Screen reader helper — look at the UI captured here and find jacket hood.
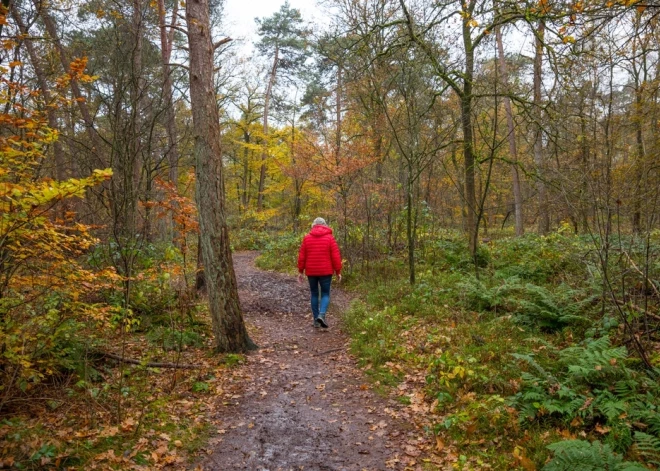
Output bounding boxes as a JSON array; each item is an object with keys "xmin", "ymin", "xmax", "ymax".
[{"xmin": 309, "ymin": 225, "xmax": 333, "ymax": 237}]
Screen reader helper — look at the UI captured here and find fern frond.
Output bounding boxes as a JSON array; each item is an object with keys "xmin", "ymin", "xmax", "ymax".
[
  {"xmin": 634, "ymin": 432, "xmax": 660, "ymax": 466},
  {"xmin": 544, "ymin": 440, "xmax": 647, "ymax": 471}
]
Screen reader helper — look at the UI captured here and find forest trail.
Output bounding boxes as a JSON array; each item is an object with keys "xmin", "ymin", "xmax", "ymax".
[{"xmin": 197, "ymin": 252, "xmax": 412, "ymax": 470}]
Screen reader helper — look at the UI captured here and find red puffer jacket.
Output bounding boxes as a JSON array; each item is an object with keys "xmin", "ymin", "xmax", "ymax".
[{"xmin": 297, "ymin": 225, "xmax": 342, "ymax": 276}]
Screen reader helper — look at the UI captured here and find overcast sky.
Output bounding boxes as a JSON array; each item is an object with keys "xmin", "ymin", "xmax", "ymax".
[{"xmin": 223, "ymin": 0, "xmax": 325, "ymax": 55}]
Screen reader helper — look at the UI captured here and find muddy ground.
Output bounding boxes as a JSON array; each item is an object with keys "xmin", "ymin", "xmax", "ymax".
[{"xmin": 197, "ymin": 252, "xmax": 414, "ymax": 471}]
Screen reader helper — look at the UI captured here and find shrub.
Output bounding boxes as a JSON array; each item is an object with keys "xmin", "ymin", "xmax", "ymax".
[
  {"xmin": 146, "ymin": 327, "xmax": 204, "ymax": 351},
  {"xmin": 256, "ymin": 233, "xmax": 301, "ymax": 272}
]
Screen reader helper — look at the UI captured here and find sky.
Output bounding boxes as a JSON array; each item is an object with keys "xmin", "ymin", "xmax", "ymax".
[{"xmin": 222, "ymin": 0, "xmax": 325, "ymax": 55}]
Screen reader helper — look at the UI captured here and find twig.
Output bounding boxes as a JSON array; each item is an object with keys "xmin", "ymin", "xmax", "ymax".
[
  {"xmin": 312, "ymin": 347, "xmax": 344, "ymax": 357},
  {"xmin": 99, "ymin": 351, "xmax": 203, "ymax": 369}
]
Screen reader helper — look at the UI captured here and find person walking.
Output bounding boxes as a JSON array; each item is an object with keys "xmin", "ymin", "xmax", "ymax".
[{"xmin": 297, "ymin": 217, "xmax": 342, "ymax": 328}]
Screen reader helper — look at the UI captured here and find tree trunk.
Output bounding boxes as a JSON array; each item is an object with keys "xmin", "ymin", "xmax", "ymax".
[
  {"xmin": 462, "ymin": 14, "xmax": 478, "ymax": 258},
  {"xmin": 632, "ymin": 84, "xmax": 644, "ymax": 234},
  {"xmin": 36, "ymin": 2, "xmax": 104, "ymax": 165},
  {"xmin": 241, "ymin": 131, "xmax": 250, "ymax": 211},
  {"xmin": 336, "ymin": 64, "xmax": 342, "ymax": 158},
  {"xmin": 157, "ymin": 0, "xmax": 181, "ymax": 242},
  {"xmin": 495, "ymin": 20, "xmax": 524, "ymax": 236},
  {"xmin": 406, "ymin": 161, "xmax": 415, "ymax": 285},
  {"xmin": 533, "ymin": 19, "xmax": 550, "ymax": 234},
  {"xmin": 157, "ymin": 0, "xmax": 180, "ymax": 185},
  {"xmin": 195, "ymin": 232, "xmax": 205, "ymax": 292},
  {"xmin": 185, "ymin": 0, "xmax": 255, "ymax": 352},
  {"xmin": 257, "ymin": 46, "xmax": 279, "ymax": 211},
  {"xmin": 12, "ymin": 6, "xmax": 65, "ymax": 184},
  {"xmin": 128, "ymin": 0, "xmax": 146, "ymax": 239}
]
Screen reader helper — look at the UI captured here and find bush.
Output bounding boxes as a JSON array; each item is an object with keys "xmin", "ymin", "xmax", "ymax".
[
  {"xmin": 231, "ymin": 228, "xmax": 271, "ymax": 251},
  {"xmin": 490, "ymin": 232, "xmax": 586, "ymax": 284},
  {"xmin": 256, "ymin": 233, "xmax": 301, "ymax": 272},
  {"xmin": 146, "ymin": 327, "xmax": 204, "ymax": 351}
]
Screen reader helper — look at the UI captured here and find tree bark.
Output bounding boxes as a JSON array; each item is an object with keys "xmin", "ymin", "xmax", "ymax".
[
  {"xmin": 495, "ymin": 20, "xmax": 524, "ymax": 236},
  {"xmin": 185, "ymin": 0, "xmax": 255, "ymax": 352},
  {"xmin": 533, "ymin": 19, "xmax": 550, "ymax": 234},
  {"xmin": 462, "ymin": 11, "xmax": 478, "ymax": 258}
]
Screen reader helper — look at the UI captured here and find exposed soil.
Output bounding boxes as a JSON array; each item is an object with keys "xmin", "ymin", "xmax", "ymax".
[{"xmin": 197, "ymin": 252, "xmax": 412, "ymax": 471}]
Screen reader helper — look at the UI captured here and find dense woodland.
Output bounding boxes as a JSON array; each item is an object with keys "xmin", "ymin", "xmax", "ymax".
[{"xmin": 2, "ymin": 0, "xmax": 660, "ymax": 468}]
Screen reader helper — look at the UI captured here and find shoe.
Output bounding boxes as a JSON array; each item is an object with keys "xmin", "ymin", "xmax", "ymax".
[
  {"xmin": 317, "ymin": 316, "xmax": 328, "ymax": 328},
  {"xmin": 313, "ymin": 319, "xmax": 320, "ymax": 328}
]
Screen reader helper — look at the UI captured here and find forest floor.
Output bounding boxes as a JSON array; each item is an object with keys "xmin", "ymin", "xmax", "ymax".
[{"xmin": 194, "ymin": 252, "xmax": 426, "ymax": 471}]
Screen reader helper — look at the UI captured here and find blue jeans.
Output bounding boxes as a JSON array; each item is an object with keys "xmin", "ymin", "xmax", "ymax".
[{"xmin": 308, "ymin": 275, "xmax": 332, "ymax": 319}]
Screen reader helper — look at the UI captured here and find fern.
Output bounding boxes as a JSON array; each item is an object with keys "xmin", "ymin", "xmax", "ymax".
[
  {"xmin": 543, "ymin": 440, "xmax": 648, "ymax": 471},
  {"xmin": 595, "ymin": 391, "xmax": 628, "ymax": 422},
  {"xmin": 634, "ymin": 432, "xmax": 660, "ymax": 466}
]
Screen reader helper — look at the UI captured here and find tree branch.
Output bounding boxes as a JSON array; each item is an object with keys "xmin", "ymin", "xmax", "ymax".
[
  {"xmin": 99, "ymin": 351, "xmax": 203, "ymax": 369},
  {"xmin": 213, "ymin": 37, "xmax": 232, "ymax": 50}
]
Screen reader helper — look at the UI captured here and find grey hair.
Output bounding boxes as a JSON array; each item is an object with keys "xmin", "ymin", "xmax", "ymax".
[{"xmin": 312, "ymin": 217, "xmax": 327, "ymax": 227}]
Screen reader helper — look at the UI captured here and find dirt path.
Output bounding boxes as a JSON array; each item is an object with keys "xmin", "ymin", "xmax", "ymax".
[{"xmin": 198, "ymin": 252, "xmax": 411, "ymax": 471}]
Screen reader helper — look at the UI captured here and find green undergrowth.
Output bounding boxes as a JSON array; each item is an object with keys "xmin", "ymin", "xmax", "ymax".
[{"xmin": 258, "ymin": 229, "xmax": 660, "ymax": 470}]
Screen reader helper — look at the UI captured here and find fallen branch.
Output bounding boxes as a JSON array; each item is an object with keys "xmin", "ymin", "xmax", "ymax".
[
  {"xmin": 312, "ymin": 347, "xmax": 344, "ymax": 357},
  {"xmin": 99, "ymin": 351, "xmax": 203, "ymax": 369}
]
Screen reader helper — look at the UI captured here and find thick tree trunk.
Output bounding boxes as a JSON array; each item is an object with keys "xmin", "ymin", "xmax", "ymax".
[
  {"xmin": 533, "ymin": 19, "xmax": 550, "ymax": 234},
  {"xmin": 185, "ymin": 0, "xmax": 255, "ymax": 352},
  {"xmin": 495, "ymin": 21, "xmax": 524, "ymax": 236},
  {"xmin": 257, "ymin": 47, "xmax": 279, "ymax": 211}
]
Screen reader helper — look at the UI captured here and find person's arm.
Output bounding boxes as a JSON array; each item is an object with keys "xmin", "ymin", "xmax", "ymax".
[
  {"xmin": 297, "ymin": 237, "xmax": 306, "ymax": 282},
  {"xmin": 330, "ymin": 236, "xmax": 342, "ymax": 278}
]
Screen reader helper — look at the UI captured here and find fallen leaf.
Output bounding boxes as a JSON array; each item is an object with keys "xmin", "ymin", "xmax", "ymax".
[{"xmin": 436, "ymin": 436, "xmax": 444, "ymax": 451}]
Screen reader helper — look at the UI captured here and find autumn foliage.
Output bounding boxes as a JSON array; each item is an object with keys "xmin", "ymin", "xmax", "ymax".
[{"xmin": 0, "ymin": 70, "xmax": 112, "ymax": 407}]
